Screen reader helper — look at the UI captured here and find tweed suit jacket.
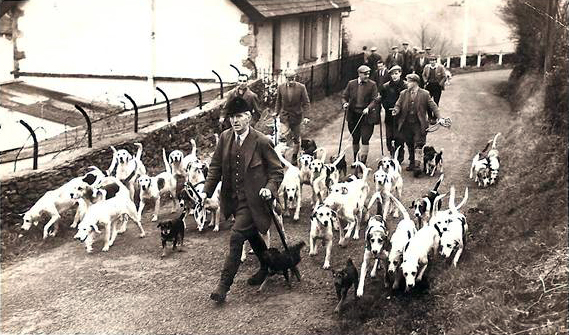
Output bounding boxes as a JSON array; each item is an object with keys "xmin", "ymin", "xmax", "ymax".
[
  {"xmin": 392, "ymin": 87, "xmax": 440, "ymax": 133},
  {"xmin": 203, "ymin": 128, "xmax": 284, "ymax": 234},
  {"xmin": 422, "ymin": 64, "xmax": 447, "ymax": 89},
  {"xmin": 275, "ymin": 82, "xmax": 310, "ymax": 125},
  {"xmin": 341, "ymin": 79, "xmax": 380, "ymax": 112}
]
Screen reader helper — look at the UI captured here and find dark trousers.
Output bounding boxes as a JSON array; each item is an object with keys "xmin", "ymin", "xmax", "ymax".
[
  {"xmin": 425, "ymin": 82, "xmax": 443, "ymax": 106},
  {"xmin": 397, "ymin": 121, "xmax": 426, "ymax": 164},
  {"xmin": 219, "ymin": 201, "xmax": 268, "ymax": 289},
  {"xmin": 347, "ymin": 110, "xmax": 374, "ymax": 145}
]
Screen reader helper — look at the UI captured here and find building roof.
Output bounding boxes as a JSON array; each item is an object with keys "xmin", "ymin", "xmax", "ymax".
[{"xmin": 231, "ymin": 0, "xmax": 351, "ymax": 21}]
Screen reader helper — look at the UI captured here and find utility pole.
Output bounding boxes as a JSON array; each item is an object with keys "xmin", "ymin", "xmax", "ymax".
[
  {"xmin": 148, "ymin": 0, "xmax": 157, "ymax": 101},
  {"xmin": 460, "ymin": 0, "xmax": 469, "ymax": 68}
]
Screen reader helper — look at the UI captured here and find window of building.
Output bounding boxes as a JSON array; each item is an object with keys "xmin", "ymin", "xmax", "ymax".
[{"xmin": 299, "ymin": 15, "xmax": 318, "ymax": 64}]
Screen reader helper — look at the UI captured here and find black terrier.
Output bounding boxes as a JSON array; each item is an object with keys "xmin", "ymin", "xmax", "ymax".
[
  {"xmin": 422, "ymin": 145, "xmax": 444, "ymax": 176},
  {"xmin": 258, "ymin": 241, "xmax": 306, "ymax": 291},
  {"xmin": 332, "ymin": 258, "xmax": 359, "ymax": 313},
  {"xmin": 156, "ymin": 200, "xmax": 186, "ymax": 258}
]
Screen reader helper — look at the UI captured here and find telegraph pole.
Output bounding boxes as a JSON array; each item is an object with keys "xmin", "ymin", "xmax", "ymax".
[{"xmin": 460, "ymin": 0, "xmax": 469, "ymax": 68}]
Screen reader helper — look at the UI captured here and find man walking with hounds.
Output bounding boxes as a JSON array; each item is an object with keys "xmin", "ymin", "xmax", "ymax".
[
  {"xmin": 392, "ymin": 73, "xmax": 448, "ymax": 176},
  {"xmin": 379, "ymin": 65, "xmax": 407, "ymax": 162},
  {"xmin": 275, "ymin": 69, "xmax": 310, "ymax": 164},
  {"xmin": 205, "ymin": 96, "xmax": 284, "ymax": 303},
  {"xmin": 341, "ymin": 65, "xmax": 380, "ymax": 165},
  {"xmin": 422, "ymin": 55, "xmax": 447, "ymax": 106},
  {"xmin": 220, "ymin": 74, "xmax": 261, "ymax": 130}
]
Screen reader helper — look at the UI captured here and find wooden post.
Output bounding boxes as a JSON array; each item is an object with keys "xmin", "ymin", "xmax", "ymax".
[
  {"xmin": 446, "ymin": 56, "xmax": 451, "ymax": 68},
  {"xmin": 498, "ymin": 51, "xmax": 503, "ymax": 66}
]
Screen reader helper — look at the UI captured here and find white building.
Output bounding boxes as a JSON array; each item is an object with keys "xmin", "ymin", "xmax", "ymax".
[{"xmin": 0, "ymin": 0, "xmax": 351, "ymax": 103}]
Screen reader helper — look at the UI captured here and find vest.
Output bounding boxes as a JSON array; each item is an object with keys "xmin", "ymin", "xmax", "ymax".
[{"xmin": 230, "ymin": 137, "xmax": 246, "ymax": 201}]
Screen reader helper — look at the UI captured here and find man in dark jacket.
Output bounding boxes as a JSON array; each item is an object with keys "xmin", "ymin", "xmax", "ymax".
[
  {"xmin": 413, "ymin": 50, "xmax": 429, "ymax": 88},
  {"xmin": 379, "ymin": 65, "xmax": 407, "ymax": 162},
  {"xmin": 401, "ymin": 42, "xmax": 414, "ymax": 76},
  {"xmin": 386, "ymin": 45, "xmax": 404, "ymax": 69},
  {"xmin": 392, "ymin": 74, "xmax": 447, "ymax": 176},
  {"xmin": 275, "ymin": 69, "xmax": 310, "ymax": 163},
  {"xmin": 370, "ymin": 60, "xmax": 390, "ymax": 90},
  {"xmin": 341, "ymin": 65, "xmax": 380, "ymax": 164},
  {"xmin": 220, "ymin": 74, "xmax": 261, "ymax": 130},
  {"xmin": 367, "ymin": 47, "xmax": 382, "ymax": 73},
  {"xmin": 206, "ymin": 97, "xmax": 284, "ymax": 303}
]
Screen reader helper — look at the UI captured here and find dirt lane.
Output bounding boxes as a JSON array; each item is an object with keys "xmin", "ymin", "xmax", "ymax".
[{"xmin": 1, "ymin": 70, "xmax": 512, "ymax": 335}]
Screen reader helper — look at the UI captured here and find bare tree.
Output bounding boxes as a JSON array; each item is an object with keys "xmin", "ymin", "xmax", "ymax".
[{"xmin": 414, "ymin": 22, "xmax": 455, "ymax": 56}]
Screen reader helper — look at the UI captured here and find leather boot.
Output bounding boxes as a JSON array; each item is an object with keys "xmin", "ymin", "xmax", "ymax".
[{"xmin": 210, "ymin": 283, "xmax": 229, "ymax": 303}]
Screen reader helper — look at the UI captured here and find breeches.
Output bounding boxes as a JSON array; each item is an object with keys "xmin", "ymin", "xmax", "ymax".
[{"xmin": 347, "ymin": 111, "xmax": 374, "ymax": 145}]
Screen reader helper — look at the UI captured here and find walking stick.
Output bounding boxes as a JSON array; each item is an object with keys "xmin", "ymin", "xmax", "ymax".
[
  {"xmin": 337, "ymin": 106, "xmax": 348, "ymax": 167},
  {"xmin": 265, "ymin": 200, "xmax": 288, "ymax": 251},
  {"xmin": 378, "ymin": 109, "xmax": 384, "ymax": 156}
]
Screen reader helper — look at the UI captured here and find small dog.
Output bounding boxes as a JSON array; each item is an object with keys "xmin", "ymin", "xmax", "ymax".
[
  {"xmin": 298, "ymin": 154, "xmax": 314, "ymax": 185},
  {"xmin": 356, "ymin": 215, "xmax": 388, "ymax": 297},
  {"xmin": 385, "ymin": 193, "xmax": 417, "ymax": 290},
  {"xmin": 309, "ymin": 203, "xmax": 335, "ymax": 269},
  {"xmin": 410, "ymin": 173, "xmax": 444, "ymax": 228},
  {"xmin": 470, "ymin": 133, "xmax": 501, "ymax": 187},
  {"xmin": 332, "ymin": 258, "xmax": 359, "ymax": 313},
  {"xmin": 422, "ymin": 146, "xmax": 444, "ymax": 176},
  {"xmin": 157, "ymin": 202, "xmax": 186, "ymax": 258},
  {"xmin": 258, "ymin": 241, "xmax": 306, "ymax": 292}
]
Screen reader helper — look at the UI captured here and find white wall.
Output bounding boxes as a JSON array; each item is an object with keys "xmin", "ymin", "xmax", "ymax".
[
  {"xmin": 16, "ymin": 0, "xmax": 250, "ymax": 82},
  {"xmin": 0, "ymin": 36, "xmax": 13, "ymax": 82},
  {"xmin": 254, "ymin": 21, "xmax": 273, "ymax": 73}
]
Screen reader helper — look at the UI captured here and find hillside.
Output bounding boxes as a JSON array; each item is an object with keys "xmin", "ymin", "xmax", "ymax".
[{"xmin": 345, "ymin": 0, "xmax": 515, "ymax": 57}]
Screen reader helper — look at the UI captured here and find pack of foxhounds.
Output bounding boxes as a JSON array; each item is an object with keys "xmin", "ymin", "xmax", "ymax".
[{"xmin": 16, "ymin": 129, "xmax": 502, "ymax": 311}]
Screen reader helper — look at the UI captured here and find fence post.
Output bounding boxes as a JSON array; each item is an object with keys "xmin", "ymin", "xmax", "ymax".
[
  {"xmin": 18, "ymin": 120, "xmax": 38, "ymax": 170},
  {"xmin": 74, "ymin": 104, "xmax": 92, "ymax": 147},
  {"xmin": 498, "ymin": 51, "xmax": 503, "ymax": 66},
  {"xmin": 246, "ymin": 58, "xmax": 257, "ymax": 79},
  {"xmin": 229, "ymin": 64, "xmax": 241, "ymax": 77},
  {"xmin": 124, "ymin": 93, "xmax": 138, "ymax": 133},
  {"xmin": 155, "ymin": 87, "xmax": 171, "ymax": 122},
  {"xmin": 309, "ymin": 65, "xmax": 314, "ymax": 101},
  {"xmin": 211, "ymin": 70, "xmax": 224, "ymax": 99},
  {"xmin": 188, "ymin": 79, "xmax": 203, "ymax": 110},
  {"xmin": 446, "ymin": 56, "xmax": 451, "ymax": 68},
  {"xmin": 477, "ymin": 51, "xmax": 481, "ymax": 67}
]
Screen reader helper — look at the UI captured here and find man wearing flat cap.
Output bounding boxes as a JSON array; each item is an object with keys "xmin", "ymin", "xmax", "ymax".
[
  {"xmin": 413, "ymin": 50, "xmax": 429, "ymax": 87},
  {"xmin": 401, "ymin": 42, "xmax": 414, "ymax": 76},
  {"xmin": 422, "ymin": 55, "xmax": 447, "ymax": 106},
  {"xmin": 386, "ymin": 45, "xmax": 404, "ymax": 69},
  {"xmin": 392, "ymin": 73, "xmax": 447, "ymax": 176},
  {"xmin": 367, "ymin": 47, "xmax": 382, "ymax": 73},
  {"xmin": 379, "ymin": 65, "xmax": 407, "ymax": 161},
  {"xmin": 206, "ymin": 96, "xmax": 284, "ymax": 303},
  {"xmin": 274, "ymin": 69, "xmax": 310, "ymax": 164},
  {"xmin": 341, "ymin": 65, "xmax": 380, "ymax": 164}
]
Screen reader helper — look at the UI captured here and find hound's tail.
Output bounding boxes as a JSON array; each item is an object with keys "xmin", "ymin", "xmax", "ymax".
[
  {"xmin": 314, "ymin": 147, "xmax": 327, "ymax": 162},
  {"xmin": 491, "ymin": 132, "xmax": 502, "ymax": 150},
  {"xmin": 162, "ymin": 148, "xmax": 171, "ymax": 174},
  {"xmin": 275, "ymin": 146, "xmax": 296, "ymax": 170},
  {"xmin": 331, "ymin": 149, "xmax": 346, "ymax": 167},
  {"xmin": 430, "ymin": 193, "xmax": 447, "ymax": 217},
  {"xmin": 106, "ymin": 146, "xmax": 118, "ymax": 176},
  {"xmin": 190, "ymin": 139, "xmax": 197, "ymax": 157},
  {"xmin": 431, "ymin": 173, "xmax": 444, "ymax": 193},
  {"xmin": 367, "ymin": 191, "xmax": 383, "ymax": 215},
  {"xmin": 450, "ymin": 186, "xmax": 469, "ymax": 213},
  {"xmin": 387, "ymin": 192, "xmax": 410, "ymax": 221},
  {"xmin": 134, "ymin": 142, "xmax": 143, "ymax": 161},
  {"xmin": 352, "ymin": 161, "xmax": 371, "ymax": 181}
]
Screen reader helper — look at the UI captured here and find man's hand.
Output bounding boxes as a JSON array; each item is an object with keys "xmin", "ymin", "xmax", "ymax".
[
  {"xmin": 362, "ymin": 108, "xmax": 369, "ymax": 115},
  {"xmin": 342, "ymin": 102, "xmax": 349, "ymax": 111},
  {"xmin": 259, "ymin": 188, "xmax": 272, "ymax": 200},
  {"xmin": 302, "ymin": 118, "xmax": 310, "ymax": 125},
  {"xmin": 218, "ymin": 117, "xmax": 225, "ymax": 124}
]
